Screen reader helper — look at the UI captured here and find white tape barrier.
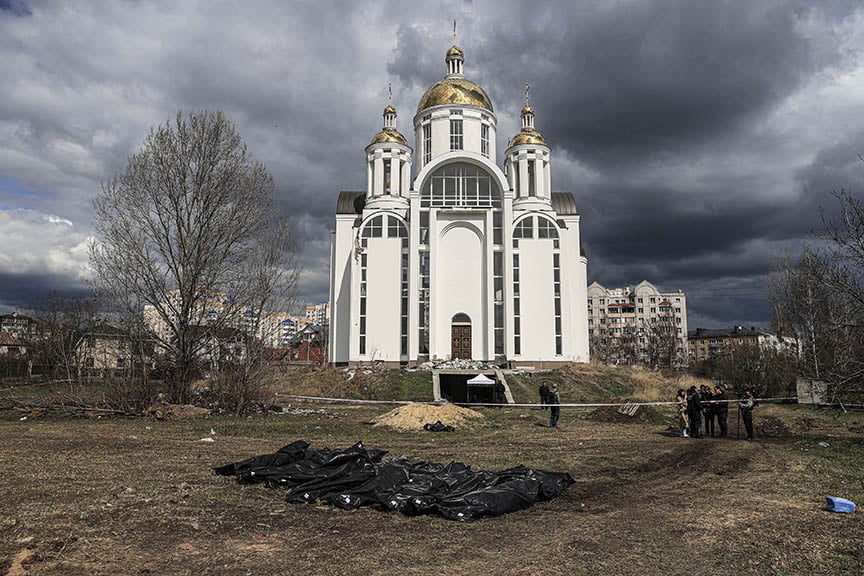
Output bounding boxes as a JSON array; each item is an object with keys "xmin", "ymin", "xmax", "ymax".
[{"xmin": 276, "ymin": 393, "xmax": 798, "ymax": 409}]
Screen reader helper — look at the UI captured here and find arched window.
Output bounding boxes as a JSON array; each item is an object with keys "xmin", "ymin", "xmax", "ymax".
[{"xmin": 421, "ymin": 162, "xmax": 501, "ymax": 208}]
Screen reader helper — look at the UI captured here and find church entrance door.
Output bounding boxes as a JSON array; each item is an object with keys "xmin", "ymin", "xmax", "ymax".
[{"xmin": 451, "ymin": 314, "xmax": 472, "ymax": 359}]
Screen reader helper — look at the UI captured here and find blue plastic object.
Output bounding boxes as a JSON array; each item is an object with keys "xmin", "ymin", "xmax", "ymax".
[{"xmin": 825, "ymin": 496, "xmax": 857, "ymax": 513}]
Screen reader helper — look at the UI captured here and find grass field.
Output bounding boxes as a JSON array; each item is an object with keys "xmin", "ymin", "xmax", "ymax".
[{"xmin": 1, "ymin": 367, "xmax": 863, "ymax": 575}]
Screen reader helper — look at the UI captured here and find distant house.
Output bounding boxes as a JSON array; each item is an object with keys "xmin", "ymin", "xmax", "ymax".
[
  {"xmin": 688, "ymin": 326, "xmax": 796, "ymax": 364},
  {"xmin": 289, "ymin": 325, "xmax": 325, "ymax": 364},
  {"xmin": 75, "ymin": 324, "xmax": 155, "ymax": 376},
  {"xmin": 0, "ymin": 312, "xmax": 36, "ymax": 340},
  {"xmin": 0, "ymin": 332, "xmax": 26, "ymax": 356}
]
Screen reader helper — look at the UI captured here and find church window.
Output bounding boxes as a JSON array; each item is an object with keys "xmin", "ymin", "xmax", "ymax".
[
  {"xmin": 450, "ymin": 119, "xmax": 463, "ymax": 150},
  {"xmin": 494, "ymin": 250, "xmax": 504, "ymax": 355},
  {"xmin": 362, "ymin": 215, "xmax": 383, "ymax": 238},
  {"xmin": 384, "ymin": 159, "xmax": 392, "ymax": 194},
  {"xmin": 514, "ymin": 217, "xmax": 534, "ymax": 238},
  {"xmin": 421, "ymin": 163, "xmax": 500, "ymax": 208},
  {"xmin": 359, "ymin": 253, "xmax": 367, "ymax": 355},
  {"xmin": 401, "ymin": 251, "xmax": 409, "ymax": 356},
  {"xmin": 537, "ymin": 218, "xmax": 558, "ymax": 239},
  {"xmin": 513, "ymin": 253, "xmax": 521, "ymax": 355},
  {"xmin": 418, "ymin": 251, "xmax": 430, "ymax": 355},
  {"xmin": 527, "ymin": 160, "xmax": 535, "ymax": 196},
  {"xmin": 423, "ymin": 124, "xmax": 431, "ymax": 164},
  {"xmin": 388, "ymin": 216, "xmax": 407, "ymax": 238},
  {"xmin": 481, "ymin": 124, "xmax": 490, "ymax": 157},
  {"xmin": 553, "ymin": 252, "xmax": 562, "ymax": 354},
  {"xmin": 493, "ymin": 211, "xmax": 502, "ymax": 245},
  {"xmin": 419, "ymin": 210, "xmax": 429, "ymax": 244}
]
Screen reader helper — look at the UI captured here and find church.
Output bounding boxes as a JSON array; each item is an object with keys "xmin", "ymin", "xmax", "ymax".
[{"xmin": 329, "ymin": 39, "xmax": 589, "ymax": 366}]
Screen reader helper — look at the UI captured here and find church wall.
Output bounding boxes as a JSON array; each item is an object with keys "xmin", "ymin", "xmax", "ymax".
[
  {"xmin": 516, "ymin": 239, "xmax": 557, "ymax": 360},
  {"xmin": 363, "ymin": 236, "xmax": 402, "ymax": 361},
  {"xmin": 329, "ymin": 218, "xmax": 355, "ymax": 364},
  {"xmin": 558, "ymin": 216, "xmax": 589, "ymax": 361},
  {"xmin": 432, "ymin": 218, "xmax": 487, "ymax": 360}
]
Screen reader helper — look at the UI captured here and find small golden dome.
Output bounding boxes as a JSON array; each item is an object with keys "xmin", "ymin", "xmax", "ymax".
[
  {"xmin": 446, "ymin": 45, "xmax": 464, "ymax": 59},
  {"xmin": 417, "ymin": 77, "xmax": 493, "ymax": 114},
  {"xmin": 370, "ymin": 127, "xmax": 408, "ymax": 146},
  {"xmin": 383, "ymin": 103, "xmax": 396, "ymax": 116},
  {"xmin": 508, "ymin": 128, "xmax": 547, "ymax": 148},
  {"xmin": 521, "ymin": 104, "xmax": 533, "ymax": 116}
]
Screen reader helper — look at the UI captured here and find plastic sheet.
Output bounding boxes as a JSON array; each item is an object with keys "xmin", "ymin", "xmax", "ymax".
[
  {"xmin": 423, "ymin": 420, "xmax": 455, "ymax": 432},
  {"xmin": 215, "ymin": 440, "xmax": 574, "ymax": 522}
]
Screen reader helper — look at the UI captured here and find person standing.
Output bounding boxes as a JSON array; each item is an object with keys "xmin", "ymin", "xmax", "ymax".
[
  {"xmin": 702, "ymin": 384, "xmax": 715, "ymax": 437},
  {"xmin": 739, "ymin": 389, "xmax": 756, "ymax": 440},
  {"xmin": 686, "ymin": 386, "xmax": 702, "ymax": 438},
  {"xmin": 676, "ymin": 388, "xmax": 689, "ymax": 437},
  {"xmin": 714, "ymin": 386, "xmax": 728, "ymax": 438},
  {"xmin": 538, "ymin": 382, "xmax": 549, "ymax": 410},
  {"xmin": 548, "ymin": 384, "xmax": 561, "ymax": 428}
]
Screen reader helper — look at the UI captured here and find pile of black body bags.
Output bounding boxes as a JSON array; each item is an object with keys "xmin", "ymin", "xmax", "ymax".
[{"xmin": 215, "ymin": 440, "xmax": 574, "ymax": 522}]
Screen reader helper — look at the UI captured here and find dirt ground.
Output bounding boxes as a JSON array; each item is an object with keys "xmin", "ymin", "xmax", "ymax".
[{"xmin": 1, "ymin": 399, "xmax": 863, "ymax": 576}]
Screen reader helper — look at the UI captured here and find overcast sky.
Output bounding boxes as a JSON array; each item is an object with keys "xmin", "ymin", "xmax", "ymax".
[{"xmin": 2, "ymin": 0, "xmax": 863, "ymax": 328}]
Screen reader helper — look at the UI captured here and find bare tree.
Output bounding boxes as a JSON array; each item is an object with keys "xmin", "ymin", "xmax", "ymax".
[
  {"xmin": 27, "ymin": 291, "xmax": 100, "ymax": 382},
  {"xmin": 90, "ymin": 110, "xmax": 299, "ymax": 405}
]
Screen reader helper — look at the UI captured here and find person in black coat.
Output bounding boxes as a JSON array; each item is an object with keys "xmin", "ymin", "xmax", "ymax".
[
  {"xmin": 686, "ymin": 386, "xmax": 702, "ymax": 438},
  {"xmin": 713, "ymin": 385, "xmax": 728, "ymax": 437},
  {"xmin": 739, "ymin": 389, "xmax": 756, "ymax": 440},
  {"xmin": 701, "ymin": 384, "xmax": 715, "ymax": 437},
  {"xmin": 538, "ymin": 382, "xmax": 549, "ymax": 410},
  {"xmin": 548, "ymin": 384, "xmax": 561, "ymax": 427}
]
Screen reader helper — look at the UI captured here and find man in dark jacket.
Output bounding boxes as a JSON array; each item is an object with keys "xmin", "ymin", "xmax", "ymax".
[
  {"xmin": 548, "ymin": 384, "xmax": 561, "ymax": 427},
  {"xmin": 739, "ymin": 389, "xmax": 756, "ymax": 440},
  {"xmin": 538, "ymin": 382, "xmax": 549, "ymax": 410},
  {"xmin": 713, "ymin": 386, "xmax": 728, "ymax": 437},
  {"xmin": 701, "ymin": 384, "xmax": 715, "ymax": 437},
  {"xmin": 686, "ymin": 386, "xmax": 702, "ymax": 438}
]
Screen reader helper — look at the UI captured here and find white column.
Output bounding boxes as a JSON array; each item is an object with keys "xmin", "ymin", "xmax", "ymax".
[
  {"xmin": 518, "ymin": 156, "xmax": 529, "ymax": 199},
  {"xmin": 373, "ymin": 155, "xmax": 384, "ymax": 197},
  {"xmin": 544, "ymin": 156, "xmax": 551, "ymax": 199},
  {"xmin": 535, "ymin": 154, "xmax": 545, "ymax": 200},
  {"xmin": 401, "ymin": 155, "xmax": 411, "ymax": 197},
  {"xmin": 366, "ymin": 159, "xmax": 373, "ymax": 196}
]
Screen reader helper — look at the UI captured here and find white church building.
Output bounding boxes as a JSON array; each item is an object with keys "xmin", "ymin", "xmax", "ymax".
[{"xmin": 329, "ymin": 41, "xmax": 589, "ymax": 366}]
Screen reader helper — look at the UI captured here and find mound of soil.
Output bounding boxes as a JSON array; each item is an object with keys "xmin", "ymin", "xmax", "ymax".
[
  {"xmin": 758, "ymin": 415, "xmax": 793, "ymax": 437},
  {"xmin": 371, "ymin": 402, "xmax": 483, "ymax": 431}
]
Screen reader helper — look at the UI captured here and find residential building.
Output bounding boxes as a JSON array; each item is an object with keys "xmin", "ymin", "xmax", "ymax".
[
  {"xmin": 330, "ymin": 40, "xmax": 589, "ymax": 366},
  {"xmin": 587, "ymin": 281, "xmax": 688, "ymax": 366},
  {"xmin": 688, "ymin": 326, "xmax": 795, "ymax": 364},
  {"xmin": 0, "ymin": 312, "xmax": 36, "ymax": 339},
  {"xmin": 305, "ymin": 302, "xmax": 329, "ymax": 327},
  {"xmin": 289, "ymin": 325, "xmax": 326, "ymax": 364},
  {"xmin": 0, "ymin": 332, "xmax": 26, "ymax": 356}
]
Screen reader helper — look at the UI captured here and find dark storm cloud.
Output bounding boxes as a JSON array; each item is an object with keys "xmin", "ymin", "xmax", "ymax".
[
  {"xmin": 0, "ymin": 271, "xmax": 90, "ymax": 310},
  {"xmin": 2, "ymin": 1, "xmax": 864, "ymax": 327},
  {"xmin": 0, "ymin": 0, "xmax": 30, "ymax": 17}
]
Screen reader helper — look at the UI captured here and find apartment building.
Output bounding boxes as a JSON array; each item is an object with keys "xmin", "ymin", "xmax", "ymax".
[{"xmin": 587, "ymin": 280, "xmax": 688, "ymax": 366}]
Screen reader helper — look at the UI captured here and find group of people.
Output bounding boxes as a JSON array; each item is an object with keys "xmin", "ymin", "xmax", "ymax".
[
  {"xmin": 538, "ymin": 382, "xmax": 561, "ymax": 428},
  {"xmin": 676, "ymin": 385, "xmax": 756, "ymax": 440}
]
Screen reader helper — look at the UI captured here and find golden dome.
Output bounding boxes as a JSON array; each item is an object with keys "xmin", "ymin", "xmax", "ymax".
[
  {"xmin": 370, "ymin": 127, "xmax": 408, "ymax": 146},
  {"xmin": 521, "ymin": 104, "xmax": 533, "ymax": 115},
  {"xmin": 509, "ymin": 128, "xmax": 547, "ymax": 147},
  {"xmin": 446, "ymin": 45, "xmax": 464, "ymax": 59},
  {"xmin": 416, "ymin": 77, "xmax": 493, "ymax": 114},
  {"xmin": 383, "ymin": 103, "xmax": 396, "ymax": 116}
]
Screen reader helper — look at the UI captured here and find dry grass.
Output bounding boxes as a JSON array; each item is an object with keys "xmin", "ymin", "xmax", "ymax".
[{"xmin": 1, "ymin": 369, "xmax": 863, "ymax": 575}]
